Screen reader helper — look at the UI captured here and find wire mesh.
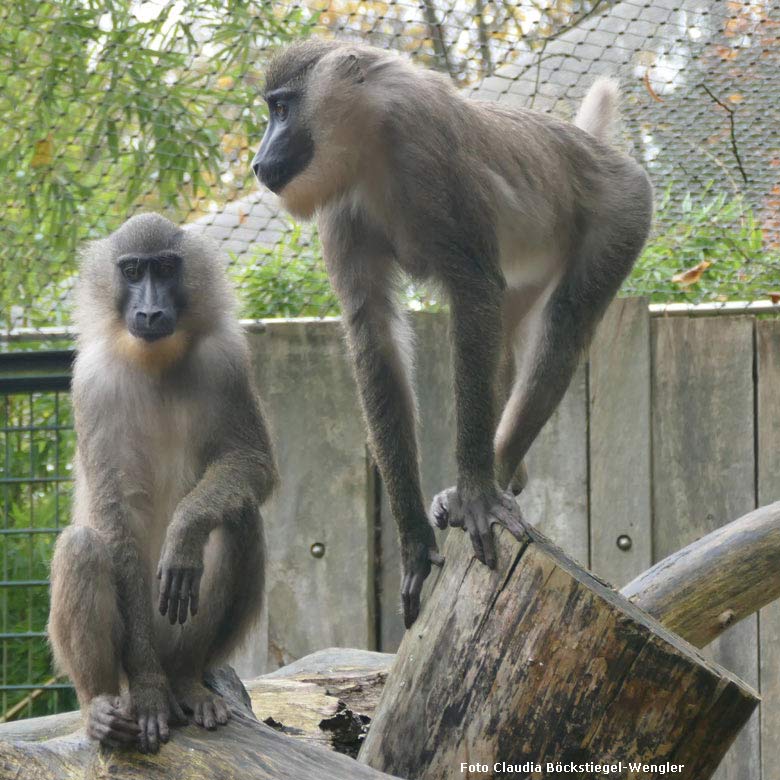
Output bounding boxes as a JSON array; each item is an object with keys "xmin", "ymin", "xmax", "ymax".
[
  {"xmin": 1, "ymin": 0, "xmax": 779, "ymax": 337},
  {"xmin": 0, "ymin": 379, "xmax": 77, "ymax": 720}
]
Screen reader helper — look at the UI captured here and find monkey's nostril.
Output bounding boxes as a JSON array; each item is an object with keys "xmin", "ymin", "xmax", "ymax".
[{"xmin": 148, "ymin": 310, "xmax": 164, "ymax": 326}]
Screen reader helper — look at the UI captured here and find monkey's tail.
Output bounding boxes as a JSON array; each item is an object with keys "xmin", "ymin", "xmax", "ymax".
[{"xmin": 573, "ymin": 78, "xmax": 619, "ymax": 143}]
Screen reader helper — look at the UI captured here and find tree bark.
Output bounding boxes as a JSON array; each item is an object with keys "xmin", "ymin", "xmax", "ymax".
[
  {"xmin": 0, "ymin": 665, "xmax": 399, "ymax": 780},
  {"xmin": 621, "ymin": 500, "xmax": 780, "ymax": 647},
  {"xmin": 359, "ymin": 522, "xmax": 759, "ymax": 780}
]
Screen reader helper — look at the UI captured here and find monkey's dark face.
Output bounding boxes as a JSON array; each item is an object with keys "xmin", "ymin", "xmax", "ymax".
[
  {"xmin": 252, "ymin": 89, "xmax": 314, "ymax": 193},
  {"xmin": 117, "ymin": 251, "xmax": 185, "ymax": 342}
]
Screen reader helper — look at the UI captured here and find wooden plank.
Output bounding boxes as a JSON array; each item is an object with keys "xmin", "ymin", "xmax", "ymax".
[
  {"xmin": 247, "ymin": 321, "xmax": 373, "ymax": 670},
  {"xmin": 651, "ymin": 316, "xmax": 758, "ymax": 780},
  {"xmin": 589, "ymin": 297, "xmax": 652, "ymax": 587},
  {"xmin": 758, "ymin": 319, "xmax": 780, "ymax": 780},
  {"xmin": 517, "ymin": 359, "xmax": 589, "ymax": 566},
  {"xmin": 379, "ymin": 312, "xmax": 456, "ymax": 651}
]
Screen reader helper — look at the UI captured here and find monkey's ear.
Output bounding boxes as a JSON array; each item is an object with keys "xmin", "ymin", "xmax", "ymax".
[{"xmin": 339, "ymin": 52, "xmax": 365, "ymax": 84}]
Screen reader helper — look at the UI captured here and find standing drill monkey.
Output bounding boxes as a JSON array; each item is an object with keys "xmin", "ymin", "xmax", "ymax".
[
  {"xmin": 252, "ymin": 40, "xmax": 652, "ymax": 628},
  {"xmin": 48, "ymin": 213, "xmax": 277, "ymax": 752}
]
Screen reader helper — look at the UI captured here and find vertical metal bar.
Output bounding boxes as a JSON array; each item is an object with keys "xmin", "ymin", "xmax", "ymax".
[
  {"xmin": 53, "ymin": 391, "xmax": 60, "ymax": 715},
  {"xmin": 27, "ymin": 392, "xmax": 34, "ymax": 717},
  {"xmin": 2, "ymin": 394, "xmax": 8, "ymax": 715}
]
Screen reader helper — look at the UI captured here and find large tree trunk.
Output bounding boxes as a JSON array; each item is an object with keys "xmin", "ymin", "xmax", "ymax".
[
  {"xmin": 0, "ymin": 665, "xmax": 399, "ymax": 780},
  {"xmin": 359, "ymin": 521, "xmax": 759, "ymax": 780}
]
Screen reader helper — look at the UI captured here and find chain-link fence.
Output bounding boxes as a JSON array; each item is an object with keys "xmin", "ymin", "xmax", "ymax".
[{"xmin": 2, "ymin": 0, "xmax": 779, "ymax": 337}]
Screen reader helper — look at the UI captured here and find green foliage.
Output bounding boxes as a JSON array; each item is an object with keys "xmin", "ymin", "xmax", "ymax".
[
  {"xmin": 233, "ymin": 226, "xmax": 339, "ymax": 319},
  {"xmin": 233, "ymin": 224, "xmax": 446, "ymax": 319},
  {"xmin": 0, "ymin": 0, "xmax": 318, "ymax": 331},
  {"xmin": 627, "ymin": 186, "xmax": 780, "ymax": 303}
]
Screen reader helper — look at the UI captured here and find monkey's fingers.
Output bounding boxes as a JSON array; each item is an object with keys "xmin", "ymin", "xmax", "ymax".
[
  {"xmin": 429, "ymin": 549, "xmax": 445, "ymax": 567},
  {"xmin": 430, "ymin": 487, "xmax": 458, "ymax": 530},
  {"xmin": 137, "ymin": 714, "xmax": 150, "ymax": 753},
  {"xmin": 189, "ymin": 571, "xmax": 202, "ymax": 617},
  {"xmin": 144, "ymin": 712, "xmax": 162, "ymax": 753},
  {"xmin": 430, "ymin": 495, "xmax": 449, "ymax": 530},
  {"xmin": 491, "ymin": 498, "xmax": 527, "ymax": 543},
  {"xmin": 158, "ymin": 571, "xmax": 171, "ymax": 616},
  {"xmin": 214, "ymin": 697, "xmax": 230, "ymax": 725},
  {"xmin": 167, "ymin": 571, "xmax": 184, "ymax": 626},
  {"xmin": 402, "ymin": 572, "xmax": 427, "ymax": 628},
  {"xmin": 461, "ymin": 520, "xmax": 487, "ymax": 565},
  {"xmin": 177, "ymin": 572, "xmax": 191, "ymax": 625},
  {"xmin": 157, "ymin": 713, "xmax": 170, "ymax": 744}
]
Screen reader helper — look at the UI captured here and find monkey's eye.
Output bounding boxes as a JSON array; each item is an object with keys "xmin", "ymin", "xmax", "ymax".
[
  {"xmin": 272, "ymin": 100, "xmax": 289, "ymax": 121},
  {"xmin": 155, "ymin": 258, "xmax": 177, "ymax": 279},
  {"xmin": 120, "ymin": 260, "xmax": 144, "ymax": 283}
]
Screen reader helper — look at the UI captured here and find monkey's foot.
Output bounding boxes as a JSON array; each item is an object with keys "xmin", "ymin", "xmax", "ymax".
[
  {"xmin": 129, "ymin": 676, "xmax": 186, "ymax": 753},
  {"xmin": 173, "ymin": 678, "xmax": 230, "ymax": 730},
  {"xmin": 86, "ymin": 693, "xmax": 140, "ymax": 748},
  {"xmin": 430, "ymin": 486, "xmax": 527, "ymax": 569}
]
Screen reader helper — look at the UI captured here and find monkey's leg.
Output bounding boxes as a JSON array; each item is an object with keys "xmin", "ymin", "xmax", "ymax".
[
  {"xmin": 48, "ymin": 525, "xmax": 140, "ymax": 747},
  {"xmin": 430, "ymin": 275, "xmax": 529, "ymax": 570},
  {"xmin": 161, "ymin": 520, "xmax": 263, "ymax": 729},
  {"xmin": 495, "ymin": 261, "xmax": 627, "ymax": 477}
]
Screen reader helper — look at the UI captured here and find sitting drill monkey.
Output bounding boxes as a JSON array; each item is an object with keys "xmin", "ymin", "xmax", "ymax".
[
  {"xmin": 252, "ymin": 40, "xmax": 653, "ymax": 628},
  {"xmin": 48, "ymin": 213, "xmax": 278, "ymax": 752}
]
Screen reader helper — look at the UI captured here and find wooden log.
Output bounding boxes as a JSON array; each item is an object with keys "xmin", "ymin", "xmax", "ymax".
[
  {"xmin": 621, "ymin": 501, "xmax": 780, "ymax": 648},
  {"xmin": 249, "ymin": 648, "xmax": 393, "ymax": 757},
  {"xmin": 359, "ymin": 522, "xmax": 759, "ymax": 780},
  {"xmin": 0, "ymin": 665, "xmax": 400, "ymax": 780}
]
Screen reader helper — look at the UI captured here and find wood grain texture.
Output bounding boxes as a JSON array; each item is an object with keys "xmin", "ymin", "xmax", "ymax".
[
  {"xmin": 758, "ymin": 319, "xmax": 780, "ymax": 780},
  {"xmin": 249, "ymin": 648, "xmax": 394, "ymax": 757},
  {"xmin": 0, "ymin": 668, "xmax": 400, "ymax": 780},
  {"xmin": 589, "ymin": 297, "xmax": 652, "ymax": 587},
  {"xmin": 651, "ymin": 316, "xmax": 758, "ymax": 780},
  {"xmin": 621, "ymin": 501, "xmax": 780, "ymax": 646},
  {"xmin": 359, "ymin": 522, "xmax": 758, "ymax": 780}
]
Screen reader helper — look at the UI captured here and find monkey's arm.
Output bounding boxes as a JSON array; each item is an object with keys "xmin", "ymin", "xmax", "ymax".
[
  {"xmin": 320, "ymin": 212, "xmax": 442, "ymax": 628},
  {"xmin": 157, "ymin": 382, "xmax": 277, "ymax": 624}
]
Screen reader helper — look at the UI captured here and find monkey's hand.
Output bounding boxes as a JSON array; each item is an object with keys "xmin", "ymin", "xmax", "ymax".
[
  {"xmin": 157, "ymin": 533, "xmax": 204, "ymax": 626},
  {"xmin": 400, "ymin": 527, "xmax": 444, "ymax": 629},
  {"xmin": 430, "ymin": 486, "xmax": 526, "ymax": 569},
  {"xmin": 129, "ymin": 673, "xmax": 186, "ymax": 754}
]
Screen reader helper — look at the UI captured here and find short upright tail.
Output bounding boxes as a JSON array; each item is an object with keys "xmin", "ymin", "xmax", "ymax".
[{"xmin": 573, "ymin": 77, "xmax": 619, "ymax": 142}]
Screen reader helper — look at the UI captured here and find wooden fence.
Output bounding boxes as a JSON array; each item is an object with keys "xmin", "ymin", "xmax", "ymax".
[{"xmin": 236, "ymin": 297, "xmax": 776, "ymax": 778}]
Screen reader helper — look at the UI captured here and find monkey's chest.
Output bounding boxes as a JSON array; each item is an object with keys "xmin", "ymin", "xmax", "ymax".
[{"xmin": 119, "ymin": 407, "xmax": 202, "ymax": 541}]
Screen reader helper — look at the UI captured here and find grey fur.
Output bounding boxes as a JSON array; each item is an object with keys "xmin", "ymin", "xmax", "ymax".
[
  {"xmin": 256, "ymin": 40, "xmax": 653, "ymax": 627},
  {"xmin": 48, "ymin": 213, "xmax": 278, "ymax": 752}
]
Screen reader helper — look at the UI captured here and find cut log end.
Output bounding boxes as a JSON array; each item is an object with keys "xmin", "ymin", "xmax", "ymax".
[{"xmin": 359, "ymin": 522, "xmax": 759, "ymax": 780}]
